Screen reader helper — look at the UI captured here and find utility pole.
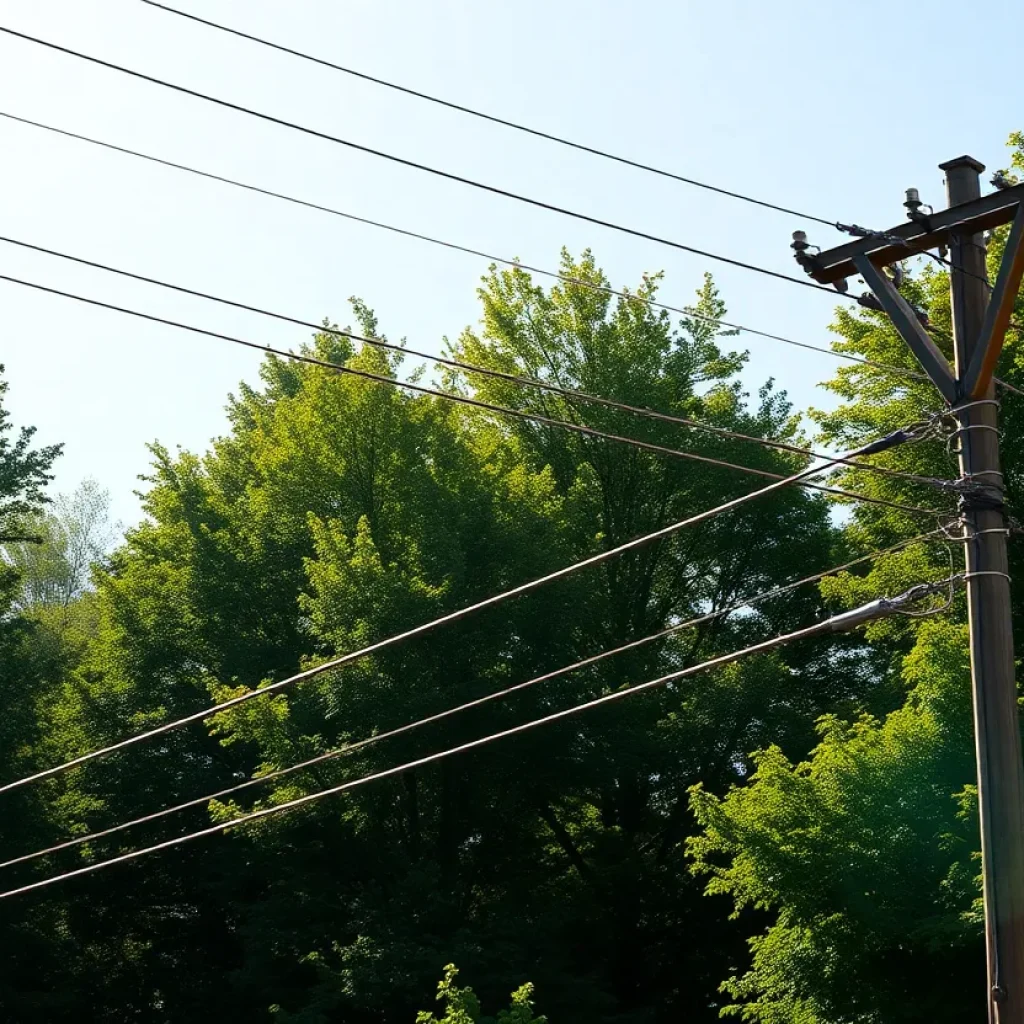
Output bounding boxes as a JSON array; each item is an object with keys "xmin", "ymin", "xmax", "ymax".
[
  {"xmin": 945, "ymin": 156, "xmax": 1024, "ymax": 1024},
  {"xmin": 792, "ymin": 158, "xmax": 1024, "ymax": 1024}
]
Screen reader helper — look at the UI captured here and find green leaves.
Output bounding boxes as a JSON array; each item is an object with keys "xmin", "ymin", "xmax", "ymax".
[
  {"xmin": 0, "ymin": 365, "xmax": 62, "ymax": 546},
  {"xmin": 689, "ymin": 621, "xmax": 981, "ymax": 1023},
  {"xmin": 416, "ymin": 964, "xmax": 546, "ymax": 1024},
  {"xmin": 3, "ymin": 239, "xmax": 970, "ymax": 1022}
]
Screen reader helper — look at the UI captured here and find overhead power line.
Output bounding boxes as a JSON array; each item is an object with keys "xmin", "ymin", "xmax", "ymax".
[
  {"xmin": 0, "ymin": 111, "xmax": 931, "ymax": 387},
  {"xmin": 0, "ymin": 273, "xmax": 948, "ymax": 518},
  {"xmin": 4, "ymin": 80, "xmax": 1011, "ymax": 404},
  {"xmin": 0, "ymin": 234, "xmax": 949, "ymax": 491},
  {"xmin": 0, "ymin": 25, "xmax": 844, "ymax": 297},
  {"xmin": 0, "ymin": 575, "xmax": 959, "ymax": 900},
  {"xmin": 0, "ymin": 527, "xmax": 946, "ymax": 872},
  {"xmin": 138, "ymin": 0, "xmax": 839, "ymax": 229},
  {"xmin": 8, "ymin": 107, "xmax": 1007, "ymax": 407},
  {"xmin": 924, "ymin": 250, "xmax": 1024, "ymax": 339},
  {"xmin": 0, "ymin": 378, "xmax": 939, "ymax": 797}
]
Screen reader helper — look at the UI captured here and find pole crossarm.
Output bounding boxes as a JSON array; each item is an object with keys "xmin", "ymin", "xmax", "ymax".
[
  {"xmin": 803, "ymin": 182, "xmax": 1024, "ymax": 285},
  {"xmin": 794, "ymin": 169, "xmax": 1024, "ymax": 408},
  {"xmin": 853, "ymin": 254, "xmax": 958, "ymax": 402}
]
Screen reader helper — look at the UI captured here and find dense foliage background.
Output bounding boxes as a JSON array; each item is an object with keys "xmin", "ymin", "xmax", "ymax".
[{"xmin": 2, "ymin": 138, "xmax": 1023, "ymax": 1024}]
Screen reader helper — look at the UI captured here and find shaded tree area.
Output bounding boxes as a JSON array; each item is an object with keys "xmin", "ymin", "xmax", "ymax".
[{"xmin": 6, "ymin": 124, "xmax": 1024, "ymax": 1024}]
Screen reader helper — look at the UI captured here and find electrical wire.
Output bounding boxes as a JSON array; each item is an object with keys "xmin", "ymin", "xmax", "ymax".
[
  {"xmin": 4, "ymin": 80, "xmax": 1007, "ymax": 404},
  {"xmin": 924, "ymin": 249, "xmax": 992, "ymax": 289},
  {"xmin": 917, "ymin": 257, "xmax": 1024, "ymax": 397},
  {"xmin": 161, "ymin": 0, "xmax": 1020, "ymax": 353},
  {"xmin": 0, "ymin": 396, "xmax": 939, "ymax": 796},
  {"xmin": 0, "ymin": 110, "xmax": 930, "ymax": 387},
  {"xmin": 0, "ymin": 234, "xmax": 948, "ymax": 491},
  {"xmin": 162, "ymin": 0, "xmax": 1023, "ymax": 356},
  {"xmin": 0, "ymin": 527, "xmax": 945, "ymax": 871},
  {"xmin": 0, "ymin": 574, "xmax": 959, "ymax": 900},
  {"xmin": 995, "ymin": 378, "xmax": 1024, "ymax": 398},
  {"xmin": 924, "ymin": 250, "xmax": 1024, "ymax": 338},
  {"xmin": 0, "ymin": 25, "xmax": 843, "ymax": 297},
  {"xmin": 0, "ymin": 272, "xmax": 948, "ymax": 518},
  {"xmin": 138, "ymin": 0, "xmax": 840, "ymax": 229}
]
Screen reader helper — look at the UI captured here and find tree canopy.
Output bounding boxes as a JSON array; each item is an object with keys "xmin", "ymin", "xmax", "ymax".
[{"xmin": 2, "ymin": 134, "xmax": 1023, "ymax": 1023}]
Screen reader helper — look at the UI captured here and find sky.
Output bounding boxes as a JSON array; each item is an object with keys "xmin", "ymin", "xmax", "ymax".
[{"xmin": 0, "ymin": 0, "xmax": 1020, "ymax": 526}]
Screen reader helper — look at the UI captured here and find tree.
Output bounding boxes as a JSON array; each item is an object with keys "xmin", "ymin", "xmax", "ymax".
[
  {"xmin": 0, "ymin": 362, "xmax": 63, "ymax": 774},
  {"xmin": 689, "ymin": 621, "xmax": 983, "ymax": 1024},
  {"xmin": 415, "ymin": 964, "xmax": 546, "ymax": 1024},
  {"xmin": 0, "ymin": 367, "xmax": 84, "ymax": 1022},
  {"xmin": 93, "ymin": 261, "xmax": 862, "ymax": 1022},
  {"xmin": 0, "ymin": 366, "xmax": 61, "ymax": 537},
  {"xmin": 0, "ymin": 363, "xmax": 62, "ymax": 605},
  {"xmin": 1, "ymin": 248, "xmax": 942, "ymax": 1023},
  {"xmin": 4, "ymin": 477, "xmax": 116, "ymax": 614}
]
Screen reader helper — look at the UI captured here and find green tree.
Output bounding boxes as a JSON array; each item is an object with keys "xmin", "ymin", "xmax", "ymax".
[
  {"xmin": 0, "ymin": 367, "xmax": 81, "ymax": 1022},
  {"xmin": 0, "ymin": 363, "xmax": 62, "ymax": 606},
  {"xmin": 164, "ymin": 260, "xmax": 858, "ymax": 1021},
  {"xmin": 689, "ymin": 621, "xmax": 982, "ymax": 1023},
  {"xmin": 0, "ymin": 366, "xmax": 61, "ymax": 539},
  {"xmin": 3, "ymin": 251, "xmax": 928, "ymax": 1024},
  {"xmin": 416, "ymin": 964, "xmax": 546, "ymax": 1024}
]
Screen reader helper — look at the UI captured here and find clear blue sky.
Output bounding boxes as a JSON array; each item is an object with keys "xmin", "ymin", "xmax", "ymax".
[{"xmin": 1, "ymin": 0, "xmax": 1019, "ymax": 525}]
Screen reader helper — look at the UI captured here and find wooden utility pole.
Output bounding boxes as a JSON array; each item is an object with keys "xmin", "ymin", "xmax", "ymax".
[
  {"xmin": 944, "ymin": 156, "xmax": 1024, "ymax": 1024},
  {"xmin": 792, "ymin": 158, "xmax": 1024, "ymax": 1024}
]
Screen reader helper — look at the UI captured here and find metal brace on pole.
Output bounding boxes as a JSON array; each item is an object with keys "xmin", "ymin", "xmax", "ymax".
[
  {"xmin": 964, "ymin": 202, "xmax": 1024, "ymax": 399},
  {"xmin": 852, "ymin": 253, "xmax": 958, "ymax": 402}
]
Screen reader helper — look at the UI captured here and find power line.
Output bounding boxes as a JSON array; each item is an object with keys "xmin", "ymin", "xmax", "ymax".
[
  {"xmin": 114, "ymin": 9, "xmax": 1024, "ymax": 401},
  {"xmin": 993, "ymin": 377, "xmax": 1024, "ymax": 398},
  {"xmin": 0, "ymin": 575, "xmax": 958, "ymax": 900},
  {"xmin": 0, "ymin": 110, "xmax": 930, "ymax": 386},
  {"xmin": 0, "ymin": 527, "xmax": 945, "ymax": 872},
  {"xmin": 0, "ymin": 392, "xmax": 938, "ymax": 796},
  {"xmin": 0, "ymin": 234, "xmax": 948, "ymax": 491},
  {"xmin": 925, "ymin": 249, "xmax": 992, "ymax": 288},
  {"xmin": 0, "ymin": 272, "xmax": 948, "ymax": 517},
  {"xmin": 10, "ymin": 45, "xmax": 1009, "ymax": 404},
  {"xmin": 0, "ymin": 25, "xmax": 844, "ymax": 297},
  {"xmin": 138, "ymin": 0, "xmax": 839, "ymax": 229},
  {"xmin": 924, "ymin": 250, "xmax": 1024, "ymax": 338}
]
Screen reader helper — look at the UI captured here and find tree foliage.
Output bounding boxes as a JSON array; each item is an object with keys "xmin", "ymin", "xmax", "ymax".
[
  {"xmin": 4, "ymin": 123, "xmax": 1024, "ymax": 1024},
  {"xmin": 415, "ymin": 964, "xmax": 546, "ymax": 1024}
]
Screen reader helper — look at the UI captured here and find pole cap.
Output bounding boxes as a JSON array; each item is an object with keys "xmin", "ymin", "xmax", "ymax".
[{"xmin": 938, "ymin": 155, "xmax": 985, "ymax": 174}]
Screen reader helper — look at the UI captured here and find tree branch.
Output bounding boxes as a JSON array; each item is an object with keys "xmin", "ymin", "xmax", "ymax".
[{"xmin": 536, "ymin": 800, "xmax": 596, "ymax": 885}]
